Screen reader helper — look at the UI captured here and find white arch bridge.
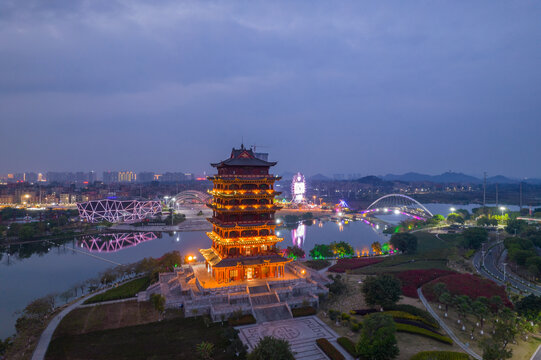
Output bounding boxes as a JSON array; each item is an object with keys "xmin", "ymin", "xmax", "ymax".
[
  {"xmin": 360, "ymin": 194, "xmax": 433, "ymax": 220},
  {"xmin": 168, "ymin": 190, "xmax": 211, "ymax": 210}
]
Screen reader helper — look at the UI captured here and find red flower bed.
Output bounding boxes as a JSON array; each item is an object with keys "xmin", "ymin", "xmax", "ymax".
[
  {"xmin": 328, "ymin": 257, "xmax": 384, "ymax": 273},
  {"xmin": 423, "ymin": 273, "xmax": 512, "ymax": 308},
  {"xmin": 395, "ymin": 269, "xmax": 456, "ymax": 298}
]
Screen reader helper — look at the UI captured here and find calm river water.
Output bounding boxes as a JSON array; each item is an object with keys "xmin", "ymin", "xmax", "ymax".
[{"xmin": 0, "ymin": 203, "xmax": 520, "ymax": 338}]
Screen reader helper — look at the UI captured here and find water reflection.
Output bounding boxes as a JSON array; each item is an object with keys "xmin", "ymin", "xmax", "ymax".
[
  {"xmin": 78, "ymin": 232, "xmax": 159, "ymax": 253},
  {"xmin": 292, "ymin": 224, "xmax": 305, "ymax": 247}
]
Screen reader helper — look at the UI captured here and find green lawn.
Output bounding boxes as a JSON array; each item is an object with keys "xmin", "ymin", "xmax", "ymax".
[
  {"xmin": 46, "ymin": 317, "xmax": 243, "ymax": 360},
  {"xmin": 83, "ymin": 277, "xmax": 150, "ymax": 304},
  {"xmin": 351, "ymin": 232, "xmax": 457, "ymax": 275},
  {"xmin": 303, "ymin": 259, "xmax": 331, "ymax": 270}
]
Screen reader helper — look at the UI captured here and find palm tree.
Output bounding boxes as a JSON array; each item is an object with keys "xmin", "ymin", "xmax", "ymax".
[{"xmin": 196, "ymin": 341, "xmax": 215, "ymax": 360}]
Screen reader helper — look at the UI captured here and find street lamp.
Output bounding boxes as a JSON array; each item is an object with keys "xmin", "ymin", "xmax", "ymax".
[{"xmin": 450, "ymin": 207, "xmax": 456, "ymax": 213}]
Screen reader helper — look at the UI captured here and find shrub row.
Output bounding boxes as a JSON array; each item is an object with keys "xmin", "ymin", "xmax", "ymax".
[
  {"xmin": 328, "ymin": 257, "xmax": 384, "ymax": 273},
  {"xmin": 292, "ymin": 306, "xmax": 317, "ymax": 317},
  {"xmin": 410, "ymin": 351, "xmax": 469, "ymax": 360},
  {"xmin": 384, "ymin": 304, "xmax": 437, "ymax": 328},
  {"xmin": 83, "ymin": 277, "xmax": 150, "ymax": 304},
  {"xmin": 394, "ymin": 318, "xmax": 441, "ymax": 334},
  {"xmin": 337, "ymin": 337, "xmax": 357, "ymax": 358},
  {"xmin": 228, "ymin": 314, "xmax": 256, "ymax": 326},
  {"xmin": 383, "ymin": 310, "xmax": 439, "ymax": 330},
  {"xmin": 395, "ymin": 323, "xmax": 452, "ymax": 345},
  {"xmin": 350, "ymin": 309, "xmax": 378, "ymax": 316},
  {"xmin": 316, "ymin": 338, "xmax": 345, "ymax": 360}
]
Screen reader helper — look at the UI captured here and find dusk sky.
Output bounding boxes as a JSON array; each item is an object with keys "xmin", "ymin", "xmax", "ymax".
[{"xmin": 1, "ymin": 1, "xmax": 540, "ymax": 178}]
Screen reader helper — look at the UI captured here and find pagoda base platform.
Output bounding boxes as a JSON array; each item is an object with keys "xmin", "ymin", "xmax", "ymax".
[{"xmin": 138, "ymin": 262, "xmax": 331, "ymax": 323}]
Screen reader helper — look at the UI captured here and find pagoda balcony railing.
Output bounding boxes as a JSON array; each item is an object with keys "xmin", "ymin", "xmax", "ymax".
[
  {"xmin": 208, "ymin": 204, "xmax": 282, "ymax": 212},
  {"xmin": 220, "ymin": 251, "xmax": 281, "ymax": 259},
  {"xmin": 207, "ymin": 176, "xmax": 282, "ymax": 182},
  {"xmin": 207, "ymin": 218, "xmax": 278, "ymax": 228},
  {"xmin": 208, "ymin": 189, "xmax": 282, "ymax": 197}
]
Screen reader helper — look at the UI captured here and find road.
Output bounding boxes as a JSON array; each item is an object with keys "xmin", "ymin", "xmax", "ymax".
[
  {"xmin": 417, "ymin": 288, "xmax": 482, "ymax": 360},
  {"xmin": 473, "ymin": 242, "xmax": 541, "ymax": 296}
]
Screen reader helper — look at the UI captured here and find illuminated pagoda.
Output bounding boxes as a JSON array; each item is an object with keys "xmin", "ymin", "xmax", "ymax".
[{"xmin": 200, "ymin": 145, "xmax": 290, "ymax": 284}]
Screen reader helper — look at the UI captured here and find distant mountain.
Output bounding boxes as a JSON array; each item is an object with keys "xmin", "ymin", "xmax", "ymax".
[
  {"xmin": 309, "ymin": 173, "xmax": 331, "ymax": 181},
  {"xmin": 354, "ymin": 176, "xmax": 391, "ymax": 186},
  {"xmin": 383, "ymin": 172, "xmax": 435, "ymax": 182},
  {"xmin": 383, "ymin": 172, "xmax": 481, "ymax": 184}
]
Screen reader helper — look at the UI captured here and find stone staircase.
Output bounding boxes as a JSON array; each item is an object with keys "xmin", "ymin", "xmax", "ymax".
[{"xmin": 252, "ymin": 303, "xmax": 292, "ymax": 322}]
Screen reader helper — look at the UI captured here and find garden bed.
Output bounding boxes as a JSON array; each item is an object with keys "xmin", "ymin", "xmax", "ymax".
[
  {"xmin": 316, "ymin": 338, "xmax": 345, "ymax": 360},
  {"xmin": 394, "ymin": 269, "xmax": 456, "ymax": 298},
  {"xmin": 292, "ymin": 306, "xmax": 317, "ymax": 317},
  {"xmin": 328, "ymin": 257, "xmax": 384, "ymax": 273},
  {"xmin": 423, "ymin": 273, "xmax": 512, "ymax": 307},
  {"xmin": 410, "ymin": 350, "xmax": 469, "ymax": 360},
  {"xmin": 395, "ymin": 323, "xmax": 453, "ymax": 345}
]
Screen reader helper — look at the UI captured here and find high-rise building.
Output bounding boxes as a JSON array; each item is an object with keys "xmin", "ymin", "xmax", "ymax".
[
  {"xmin": 200, "ymin": 145, "xmax": 289, "ymax": 284},
  {"xmin": 118, "ymin": 171, "xmax": 136, "ymax": 183}
]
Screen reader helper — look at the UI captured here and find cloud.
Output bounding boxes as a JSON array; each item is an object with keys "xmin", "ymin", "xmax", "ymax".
[{"xmin": 0, "ymin": 0, "xmax": 540, "ymax": 176}]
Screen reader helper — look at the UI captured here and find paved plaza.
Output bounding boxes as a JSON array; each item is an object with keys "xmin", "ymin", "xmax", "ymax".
[{"xmin": 236, "ymin": 316, "xmax": 353, "ymax": 360}]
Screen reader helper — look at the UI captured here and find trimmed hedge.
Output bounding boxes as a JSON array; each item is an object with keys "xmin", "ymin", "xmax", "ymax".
[
  {"xmin": 410, "ymin": 351, "xmax": 469, "ymax": 360},
  {"xmin": 385, "ymin": 304, "xmax": 438, "ymax": 328},
  {"xmin": 394, "ymin": 318, "xmax": 440, "ymax": 334},
  {"xmin": 383, "ymin": 310, "xmax": 439, "ymax": 330},
  {"xmin": 83, "ymin": 277, "xmax": 150, "ymax": 304},
  {"xmin": 337, "ymin": 337, "xmax": 357, "ymax": 358},
  {"xmin": 395, "ymin": 323, "xmax": 453, "ymax": 345},
  {"xmin": 350, "ymin": 309, "xmax": 378, "ymax": 316},
  {"xmin": 292, "ymin": 306, "xmax": 317, "ymax": 317},
  {"xmin": 228, "ymin": 314, "xmax": 256, "ymax": 326},
  {"xmin": 316, "ymin": 338, "xmax": 345, "ymax": 360}
]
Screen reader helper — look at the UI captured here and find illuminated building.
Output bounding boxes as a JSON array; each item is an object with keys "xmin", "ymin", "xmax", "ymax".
[
  {"xmin": 291, "ymin": 172, "xmax": 306, "ymax": 204},
  {"xmin": 200, "ymin": 145, "xmax": 290, "ymax": 284},
  {"xmin": 118, "ymin": 171, "xmax": 136, "ymax": 183}
]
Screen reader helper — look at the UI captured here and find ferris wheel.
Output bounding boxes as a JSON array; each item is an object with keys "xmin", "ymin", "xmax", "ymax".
[{"xmin": 291, "ymin": 172, "xmax": 306, "ymax": 204}]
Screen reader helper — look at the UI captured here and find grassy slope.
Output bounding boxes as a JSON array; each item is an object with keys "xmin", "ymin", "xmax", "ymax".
[
  {"xmin": 46, "ymin": 316, "xmax": 234, "ymax": 360},
  {"xmin": 83, "ymin": 277, "xmax": 150, "ymax": 304},
  {"xmin": 351, "ymin": 231, "xmax": 458, "ymax": 275}
]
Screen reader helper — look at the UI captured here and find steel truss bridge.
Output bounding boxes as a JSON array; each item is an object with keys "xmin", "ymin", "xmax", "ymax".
[
  {"xmin": 360, "ymin": 194, "xmax": 433, "ymax": 220},
  {"xmin": 78, "ymin": 232, "xmax": 158, "ymax": 253}
]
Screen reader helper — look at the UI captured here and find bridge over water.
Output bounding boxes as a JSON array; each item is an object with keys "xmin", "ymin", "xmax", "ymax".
[{"xmin": 359, "ymin": 194, "xmax": 433, "ymax": 220}]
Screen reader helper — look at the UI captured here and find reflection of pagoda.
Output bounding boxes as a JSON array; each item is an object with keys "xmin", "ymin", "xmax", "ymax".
[{"xmin": 200, "ymin": 145, "xmax": 291, "ymax": 284}]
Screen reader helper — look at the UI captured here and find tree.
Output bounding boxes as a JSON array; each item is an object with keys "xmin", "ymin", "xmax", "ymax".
[
  {"xmin": 515, "ymin": 294, "xmax": 541, "ymax": 322},
  {"xmin": 481, "ymin": 308, "xmax": 520, "ymax": 360},
  {"xmin": 371, "ymin": 241, "xmax": 382, "ymax": 254},
  {"xmin": 330, "ymin": 241, "xmax": 354, "ymax": 258},
  {"xmin": 389, "ymin": 233, "xmax": 417, "ymax": 254},
  {"xmin": 472, "ymin": 300, "xmax": 488, "ymax": 328},
  {"xmin": 446, "ymin": 213, "xmax": 464, "ymax": 224},
  {"xmin": 247, "ymin": 336, "xmax": 294, "ymax": 360},
  {"xmin": 357, "ymin": 313, "xmax": 399, "ymax": 360},
  {"xmin": 284, "ymin": 246, "xmax": 305, "ymax": 260},
  {"xmin": 432, "ymin": 214, "xmax": 445, "ymax": 222},
  {"xmin": 362, "ymin": 274, "xmax": 402, "ymax": 308},
  {"xmin": 309, "ymin": 244, "xmax": 332, "ymax": 259},
  {"xmin": 489, "ymin": 295, "xmax": 503, "ymax": 313},
  {"xmin": 453, "ymin": 295, "xmax": 472, "ymax": 320},
  {"xmin": 432, "ymin": 282, "xmax": 448, "ymax": 303},
  {"xmin": 196, "ymin": 341, "xmax": 215, "ymax": 360},
  {"xmin": 506, "ymin": 219, "xmax": 527, "ymax": 236},
  {"xmin": 439, "ymin": 292, "xmax": 452, "ymax": 313},
  {"xmin": 462, "ymin": 227, "xmax": 488, "ymax": 250}
]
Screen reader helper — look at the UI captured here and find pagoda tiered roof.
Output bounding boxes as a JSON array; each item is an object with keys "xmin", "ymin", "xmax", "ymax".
[
  {"xmin": 207, "ymin": 217, "xmax": 279, "ymax": 228},
  {"xmin": 211, "ymin": 146, "xmax": 277, "ymax": 168}
]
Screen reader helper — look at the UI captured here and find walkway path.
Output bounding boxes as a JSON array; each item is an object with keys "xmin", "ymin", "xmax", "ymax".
[{"xmin": 417, "ymin": 288, "xmax": 481, "ymax": 360}]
